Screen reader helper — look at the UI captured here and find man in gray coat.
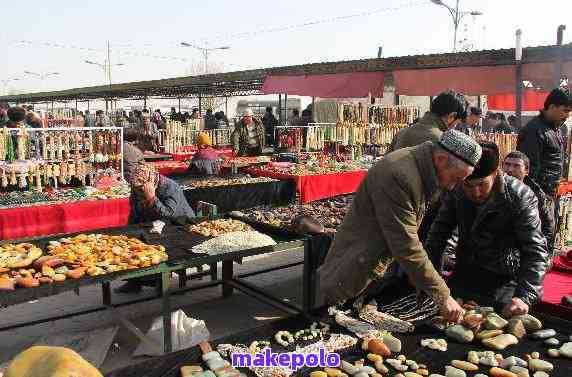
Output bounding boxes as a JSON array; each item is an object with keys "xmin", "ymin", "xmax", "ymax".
[{"xmin": 318, "ymin": 130, "xmax": 482, "ymax": 322}]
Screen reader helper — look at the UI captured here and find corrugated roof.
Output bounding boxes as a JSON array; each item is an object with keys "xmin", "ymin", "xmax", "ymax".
[{"xmin": 2, "ymin": 44, "xmax": 570, "ymax": 103}]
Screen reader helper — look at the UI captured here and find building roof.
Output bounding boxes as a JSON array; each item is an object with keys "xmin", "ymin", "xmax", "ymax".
[{"xmin": 2, "ymin": 44, "xmax": 571, "ymax": 103}]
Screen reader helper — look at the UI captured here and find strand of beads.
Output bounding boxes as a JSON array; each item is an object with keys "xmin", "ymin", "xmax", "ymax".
[
  {"xmin": 274, "ymin": 331, "xmax": 294, "ymax": 347},
  {"xmin": 248, "ymin": 340, "xmax": 270, "ymax": 354}
]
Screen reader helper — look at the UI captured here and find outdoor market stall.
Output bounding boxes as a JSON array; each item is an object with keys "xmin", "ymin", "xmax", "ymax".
[
  {"xmin": 0, "ymin": 219, "xmax": 307, "ymax": 354},
  {"xmin": 176, "ymin": 175, "xmax": 296, "ymax": 213},
  {"xmin": 0, "ymin": 126, "xmax": 129, "ymax": 239},
  {"xmin": 106, "ymin": 308, "xmax": 572, "ymax": 377},
  {"xmin": 245, "ymin": 162, "xmax": 370, "ymax": 203}
]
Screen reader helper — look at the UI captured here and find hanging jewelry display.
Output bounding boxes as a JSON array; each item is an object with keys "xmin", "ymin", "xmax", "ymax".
[{"xmin": 1, "ymin": 169, "xmax": 7, "ymax": 188}]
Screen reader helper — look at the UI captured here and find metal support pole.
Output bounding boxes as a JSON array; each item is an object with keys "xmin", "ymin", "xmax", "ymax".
[
  {"xmin": 75, "ymin": 99, "xmax": 78, "ymax": 113},
  {"xmin": 87, "ymin": 100, "xmax": 90, "ymax": 111},
  {"xmin": 278, "ymin": 94, "xmax": 282, "ymax": 125},
  {"xmin": 198, "ymin": 95, "xmax": 202, "ymax": 114},
  {"xmin": 516, "ymin": 64, "xmax": 523, "ymax": 129},
  {"xmin": 143, "ymin": 95, "xmax": 147, "ymax": 110},
  {"xmin": 178, "ymin": 98, "xmax": 181, "ymax": 112},
  {"xmin": 225, "ymin": 97, "xmax": 228, "ymax": 116},
  {"xmin": 515, "ymin": 29, "xmax": 523, "ymax": 129},
  {"xmin": 222, "ymin": 260, "xmax": 234, "ymax": 298},
  {"xmin": 161, "ymin": 271, "xmax": 172, "ymax": 353},
  {"xmin": 555, "ymin": 25, "xmax": 566, "ymax": 88},
  {"xmin": 284, "ymin": 94, "xmax": 288, "ymax": 122}
]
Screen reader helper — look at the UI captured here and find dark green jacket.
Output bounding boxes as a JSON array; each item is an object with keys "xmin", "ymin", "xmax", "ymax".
[{"xmin": 388, "ymin": 112, "xmax": 448, "ymax": 153}]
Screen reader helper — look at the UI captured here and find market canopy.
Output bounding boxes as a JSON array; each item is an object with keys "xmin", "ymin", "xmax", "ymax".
[
  {"xmin": 261, "ymin": 72, "xmax": 385, "ymax": 98},
  {"xmin": 393, "ymin": 61, "xmax": 572, "ymax": 96},
  {"xmin": 488, "ymin": 89, "xmax": 549, "ymax": 111},
  {"xmin": 393, "ymin": 65, "xmax": 517, "ymax": 96}
]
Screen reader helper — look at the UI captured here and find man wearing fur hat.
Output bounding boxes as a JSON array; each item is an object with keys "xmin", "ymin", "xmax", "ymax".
[
  {"xmin": 232, "ymin": 109, "xmax": 265, "ymax": 156},
  {"xmin": 425, "ymin": 141, "xmax": 550, "ymax": 316}
]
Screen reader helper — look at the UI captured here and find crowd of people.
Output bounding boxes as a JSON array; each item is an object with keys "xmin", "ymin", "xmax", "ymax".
[{"xmin": 319, "ymin": 87, "xmax": 572, "ymax": 322}]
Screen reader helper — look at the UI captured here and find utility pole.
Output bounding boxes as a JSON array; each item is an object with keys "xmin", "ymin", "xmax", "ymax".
[
  {"xmin": 430, "ymin": 0, "xmax": 483, "ymax": 52},
  {"xmin": 107, "ymin": 41, "xmax": 112, "ymax": 87},
  {"xmin": 555, "ymin": 25, "xmax": 566, "ymax": 88}
]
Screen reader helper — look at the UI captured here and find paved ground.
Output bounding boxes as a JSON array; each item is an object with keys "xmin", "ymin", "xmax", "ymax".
[{"xmin": 0, "ymin": 248, "xmax": 305, "ymax": 374}]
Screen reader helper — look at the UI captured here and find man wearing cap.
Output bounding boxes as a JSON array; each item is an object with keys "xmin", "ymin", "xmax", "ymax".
[
  {"xmin": 188, "ymin": 132, "xmax": 221, "ymax": 176},
  {"xmin": 457, "ymin": 107, "xmax": 483, "ymax": 137},
  {"xmin": 318, "ymin": 130, "xmax": 482, "ymax": 322},
  {"xmin": 426, "ymin": 142, "xmax": 549, "ymax": 316},
  {"xmin": 232, "ymin": 108, "xmax": 265, "ymax": 156}
]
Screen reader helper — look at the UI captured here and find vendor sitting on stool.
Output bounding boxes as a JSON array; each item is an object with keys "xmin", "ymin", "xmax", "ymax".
[
  {"xmin": 232, "ymin": 108, "xmax": 265, "ymax": 156},
  {"xmin": 116, "ymin": 164, "xmax": 196, "ymax": 293},
  {"xmin": 129, "ymin": 163, "xmax": 195, "ymax": 224},
  {"xmin": 425, "ymin": 141, "xmax": 550, "ymax": 316},
  {"xmin": 188, "ymin": 132, "xmax": 221, "ymax": 176}
]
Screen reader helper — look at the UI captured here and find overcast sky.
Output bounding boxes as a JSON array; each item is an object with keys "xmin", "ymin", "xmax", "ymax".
[{"xmin": 1, "ymin": 0, "xmax": 571, "ymax": 95}]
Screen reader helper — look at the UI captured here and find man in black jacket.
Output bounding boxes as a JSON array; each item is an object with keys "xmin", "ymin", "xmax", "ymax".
[
  {"xmin": 517, "ymin": 88, "xmax": 571, "ymax": 195},
  {"xmin": 426, "ymin": 141, "xmax": 549, "ymax": 316},
  {"xmin": 503, "ymin": 151, "xmax": 555, "ymax": 260}
]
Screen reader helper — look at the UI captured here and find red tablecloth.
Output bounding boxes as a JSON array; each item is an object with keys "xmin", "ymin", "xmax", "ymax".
[
  {"xmin": 534, "ymin": 270, "xmax": 572, "ymax": 318},
  {"xmin": 0, "ymin": 198, "xmax": 130, "ymax": 240},
  {"xmin": 245, "ymin": 168, "xmax": 367, "ymax": 202},
  {"xmin": 149, "ymin": 161, "xmax": 189, "ymax": 176}
]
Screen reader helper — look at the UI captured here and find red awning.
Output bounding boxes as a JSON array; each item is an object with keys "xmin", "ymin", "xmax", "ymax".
[
  {"xmin": 261, "ymin": 72, "xmax": 385, "ymax": 98},
  {"xmin": 522, "ymin": 62, "xmax": 572, "ymax": 88},
  {"xmin": 487, "ymin": 89, "xmax": 549, "ymax": 111},
  {"xmin": 393, "ymin": 65, "xmax": 516, "ymax": 96}
]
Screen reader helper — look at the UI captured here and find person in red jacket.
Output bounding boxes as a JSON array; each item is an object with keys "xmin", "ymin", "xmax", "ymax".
[{"xmin": 188, "ymin": 132, "xmax": 221, "ymax": 175}]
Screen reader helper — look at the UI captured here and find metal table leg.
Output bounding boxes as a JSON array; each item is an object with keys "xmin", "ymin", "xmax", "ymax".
[
  {"xmin": 102, "ymin": 282, "xmax": 112, "ymax": 306},
  {"xmin": 210, "ymin": 263, "xmax": 218, "ymax": 281},
  {"xmin": 161, "ymin": 271, "xmax": 172, "ymax": 353},
  {"xmin": 302, "ymin": 241, "xmax": 315, "ymax": 314},
  {"xmin": 222, "ymin": 260, "xmax": 234, "ymax": 298}
]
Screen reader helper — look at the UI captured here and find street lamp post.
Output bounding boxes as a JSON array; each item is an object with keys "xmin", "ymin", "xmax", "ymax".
[
  {"xmin": 180, "ymin": 42, "xmax": 230, "ymax": 74},
  {"xmin": 0, "ymin": 78, "xmax": 21, "ymax": 96},
  {"xmin": 430, "ymin": 0, "xmax": 483, "ymax": 52},
  {"xmin": 85, "ymin": 41, "xmax": 125, "ymax": 86},
  {"xmin": 24, "ymin": 71, "xmax": 60, "ymax": 91}
]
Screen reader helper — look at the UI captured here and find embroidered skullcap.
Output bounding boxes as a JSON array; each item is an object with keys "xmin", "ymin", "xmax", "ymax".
[
  {"xmin": 438, "ymin": 129, "xmax": 482, "ymax": 167},
  {"xmin": 467, "ymin": 141, "xmax": 499, "ymax": 179},
  {"xmin": 129, "ymin": 163, "xmax": 158, "ymax": 188}
]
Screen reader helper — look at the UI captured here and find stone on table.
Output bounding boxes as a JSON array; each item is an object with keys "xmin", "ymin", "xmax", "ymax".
[
  {"xmin": 530, "ymin": 329, "xmax": 556, "ymax": 340},
  {"xmin": 477, "ymin": 329, "xmax": 504, "ymax": 340},
  {"xmin": 511, "ymin": 314, "xmax": 542, "ymax": 331},
  {"xmin": 547, "ymin": 348, "xmax": 560, "ymax": 358},
  {"xmin": 509, "ymin": 365, "xmax": 529, "ymax": 377},
  {"xmin": 532, "ymin": 372, "xmax": 549, "ymax": 377},
  {"xmin": 467, "ymin": 351, "xmax": 479, "ymax": 364},
  {"xmin": 382, "ymin": 333, "xmax": 402, "ymax": 353},
  {"xmin": 559, "ymin": 341, "xmax": 572, "ymax": 358},
  {"xmin": 500, "ymin": 356, "xmax": 527, "ymax": 369},
  {"xmin": 484, "ymin": 313, "xmax": 509, "ymax": 330},
  {"xmin": 444, "ymin": 366, "xmax": 466, "ymax": 377},
  {"xmin": 445, "ymin": 325, "xmax": 474, "ymax": 343},
  {"xmin": 482, "ymin": 334, "xmax": 518, "ymax": 350},
  {"xmin": 527, "ymin": 359, "xmax": 554, "ymax": 372},
  {"xmin": 543, "ymin": 337, "xmax": 559, "ymax": 347},
  {"xmin": 507, "ymin": 319, "xmax": 526, "ymax": 339},
  {"xmin": 489, "ymin": 367, "xmax": 518, "ymax": 377},
  {"xmin": 450, "ymin": 360, "xmax": 478, "ymax": 371}
]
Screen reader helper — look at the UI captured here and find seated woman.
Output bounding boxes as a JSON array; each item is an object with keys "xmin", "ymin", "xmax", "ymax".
[{"xmin": 188, "ymin": 132, "xmax": 221, "ymax": 176}]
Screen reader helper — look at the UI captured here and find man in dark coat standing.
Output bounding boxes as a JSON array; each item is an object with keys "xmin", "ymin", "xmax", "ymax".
[{"xmin": 517, "ymin": 88, "xmax": 572, "ymax": 253}]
